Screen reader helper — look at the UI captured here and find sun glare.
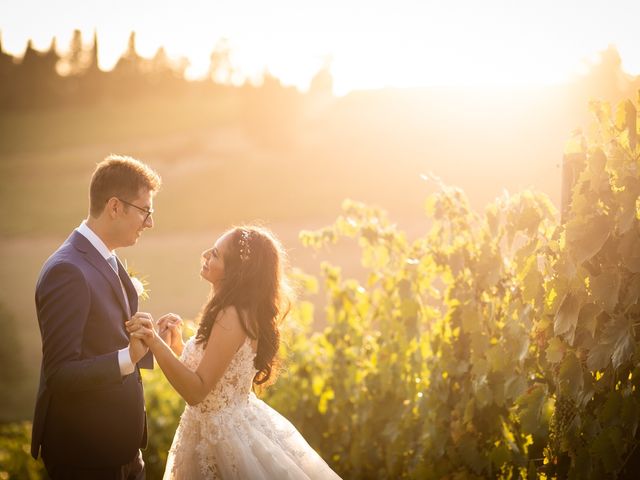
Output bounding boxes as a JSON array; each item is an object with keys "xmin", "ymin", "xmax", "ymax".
[{"xmin": 1, "ymin": 0, "xmax": 639, "ymax": 94}]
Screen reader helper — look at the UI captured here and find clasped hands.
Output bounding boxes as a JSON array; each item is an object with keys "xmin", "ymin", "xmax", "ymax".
[{"xmin": 127, "ymin": 312, "xmax": 184, "ymax": 362}]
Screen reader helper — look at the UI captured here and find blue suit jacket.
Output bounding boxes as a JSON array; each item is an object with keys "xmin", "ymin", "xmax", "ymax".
[{"xmin": 31, "ymin": 230, "xmax": 153, "ymax": 467}]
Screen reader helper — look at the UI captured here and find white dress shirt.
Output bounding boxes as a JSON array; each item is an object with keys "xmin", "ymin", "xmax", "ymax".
[{"xmin": 76, "ymin": 221, "xmax": 135, "ymax": 376}]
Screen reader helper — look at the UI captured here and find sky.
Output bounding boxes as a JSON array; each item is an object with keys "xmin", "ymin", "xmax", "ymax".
[{"xmin": 1, "ymin": 0, "xmax": 639, "ymax": 95}]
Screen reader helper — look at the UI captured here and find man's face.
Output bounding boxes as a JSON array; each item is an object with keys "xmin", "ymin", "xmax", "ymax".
[{"xmin": 116, "ymin": 188, "xmax": 154, "ymax": 247}]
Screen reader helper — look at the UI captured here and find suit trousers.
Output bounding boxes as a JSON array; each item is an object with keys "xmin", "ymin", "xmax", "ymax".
[{"xmin": 43, "ymin": 449, "xmax": 145, "ymax": 480}]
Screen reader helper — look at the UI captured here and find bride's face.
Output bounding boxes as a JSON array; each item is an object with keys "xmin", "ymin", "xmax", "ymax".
[{"xmin": 200, "ymin": 232, "xmax": 231, "ymax": 288}]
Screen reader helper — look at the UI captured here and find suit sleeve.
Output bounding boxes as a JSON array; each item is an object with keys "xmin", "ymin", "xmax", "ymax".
[
  {"xmin": 37, "ymin": 262, "xmax": 123, "ymax": 393},
  {"xmin": 139, "ymin": 349, "xmax": 154, "ymax": 370}
]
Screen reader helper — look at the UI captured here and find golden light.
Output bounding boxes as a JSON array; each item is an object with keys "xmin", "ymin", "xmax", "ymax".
[{"xmin": 1, "ymin": 0, "xmax": 639, "ymax": 94}]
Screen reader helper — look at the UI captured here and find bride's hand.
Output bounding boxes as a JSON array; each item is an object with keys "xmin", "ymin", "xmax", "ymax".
[
  {"xmin": 126, "ymin": 313, "xmax": 161, "ymax": 349},
  {"xmin": 158, "ymin": 313, "xmax": 184, "ymax": 356}
]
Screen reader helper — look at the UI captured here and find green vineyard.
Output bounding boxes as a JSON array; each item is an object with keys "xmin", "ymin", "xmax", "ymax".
[{"xmin": 2, "ymin": 94, "xmax": 639, "ymax": 479}]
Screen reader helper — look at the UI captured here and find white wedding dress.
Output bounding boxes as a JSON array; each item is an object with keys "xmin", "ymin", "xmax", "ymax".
[{"xmin": 163, "ymin": 335, "xmax": 342, "ymax": 479}]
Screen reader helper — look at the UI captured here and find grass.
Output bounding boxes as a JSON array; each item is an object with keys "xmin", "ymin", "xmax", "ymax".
[{"xmin": 0, "ymin": 91, "xmax": 239, "ymax": 156}]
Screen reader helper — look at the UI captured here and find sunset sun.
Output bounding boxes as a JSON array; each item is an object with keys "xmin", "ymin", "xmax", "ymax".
[{"xmin": 2, "ymin": 0, "xmax": 639, "ymax": 94}]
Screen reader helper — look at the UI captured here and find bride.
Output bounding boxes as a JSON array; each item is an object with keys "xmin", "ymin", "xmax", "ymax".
[{"xmin": 126, "ymin": 226, "xmax": 341, "ymax": 479}]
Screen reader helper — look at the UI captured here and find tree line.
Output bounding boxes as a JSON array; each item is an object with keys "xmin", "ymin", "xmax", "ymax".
[{"xmin": 0, "ymin": 29, "xmax": 334, "ymax": 112}]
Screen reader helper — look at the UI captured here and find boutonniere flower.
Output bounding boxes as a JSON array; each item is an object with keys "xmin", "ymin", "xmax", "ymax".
[
  {"xmin": 130, "ymin": 276, "xmax": 146, "ymax": 297},
  {"xmin": 123, "ymin": 260, "xmax": 150, "ymax": 300}
]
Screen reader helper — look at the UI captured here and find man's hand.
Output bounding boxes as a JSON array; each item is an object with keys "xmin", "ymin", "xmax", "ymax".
[
  {"xmin": 127, "ymin": 312, "xmax": 155, "ymax": 363},
  {"xmin": 129, "ymin": 335, "xmax": 149, "ymax": 364}
]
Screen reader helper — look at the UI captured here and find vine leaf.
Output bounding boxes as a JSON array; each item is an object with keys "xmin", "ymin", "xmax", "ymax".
[
  {"xmin": 619, "ymin": 274, "xmax": 640, "ymax": 309},
  {"xmin": 587, "ymin": 342, "xmax": 612, "ymax": 372},
  {"xmin": 617, "ymin": 179, "xmax": 639, "ymax": 234},
  {"xmin": 618, "ymin": 228, "xmax": 640, "ymax": 273},
  {"xmin": 603, "ymin": 316, "xmax": 635, "ymax": 370},
  {"xmin": 505, "ymin": 375, "xmax": 527, "ymax": 401},
  {"xmin": 558, "ymin": 353, "xmax": 584, "ymax": 401},
  {"xmin": 554, "ymin": 293, "xmax": 580, "ymax": 345},
  {"xmin": 592, "ymin": 426, "xmax": 624, "ymax": 473},
  {"xmin": 616, "ymin": 99, "xmax": 637, "ymax": 150},
  {"xmin": 522, "ymin": 260, "xmax": 544, "ymax": 303},
  {"xmin": 587, "ymin": 316, "xmax": 635, "ymax": 371},
  {"xmin": 591, "ymin": 270, "xmax": 620, "ymax": 313},
  {"xmin": 458, "ymin": 434, "xmax": 487, "ymax": 474},
  {"xmin": 577, "ymin": 302, "xmax": 601, "ymax": 340},
  {"xmin": 515, "ymin": 384, "xmax": 547, "ymax": 435},
  {"xmin": 546, "ymin": 337, "xmax": 565, "ymax": 364},
  {"xmin": 567, "ymin": 215, "xmax": 610, "ymax": 265}
]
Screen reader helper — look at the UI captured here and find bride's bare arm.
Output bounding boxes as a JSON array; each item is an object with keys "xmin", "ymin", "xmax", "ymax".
[{"xmin": 126, "ymin": 307, "xmax": 245, "ymax": 406}]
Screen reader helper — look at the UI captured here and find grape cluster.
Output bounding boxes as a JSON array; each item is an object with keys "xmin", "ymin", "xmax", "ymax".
[{"xmin": 549, "ymin": 394, "xmax": 577, "ymax": 455}]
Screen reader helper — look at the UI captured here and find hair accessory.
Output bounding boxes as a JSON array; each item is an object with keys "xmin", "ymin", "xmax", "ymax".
[{"xmin": 239, "ymin": 230, "xmax": 251, "ymax": 262}]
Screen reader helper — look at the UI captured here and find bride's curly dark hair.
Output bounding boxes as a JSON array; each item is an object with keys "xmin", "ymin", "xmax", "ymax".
[{"xmin": 195, "ymin": 226, "xmax": 291, "ymax": 385}]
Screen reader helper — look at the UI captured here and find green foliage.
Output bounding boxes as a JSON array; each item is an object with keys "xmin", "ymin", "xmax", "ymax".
[
  {"xmin": 280, "ymin": 186, "xmax": 558, "ymax": 478},
  {"xmin": 265, "ymin": 95, "xmax": 640, "ymax": 478},
  {"xmin": 140, "ymin": 366, "xmax": 185, "ymax": 480},
  {"xmin": 0, "ymin": 422, "xmax": 45, "ymax": 479},
  {"xmin": 1, "ymin": 95, "xmax": 638, "ymax": 478},
  {"xmin": 0, "ymin": 303, "xmax": 32, "ymax": 423}
]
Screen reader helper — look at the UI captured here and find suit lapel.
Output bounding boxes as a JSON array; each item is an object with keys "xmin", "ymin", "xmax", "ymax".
[
  {"xmin": 116, "ymin": 257, "xmax": 138, "ymax": 315},
  {"xmin": 69, "ymin": 231, "xmax": 130, "ymax": 315}
]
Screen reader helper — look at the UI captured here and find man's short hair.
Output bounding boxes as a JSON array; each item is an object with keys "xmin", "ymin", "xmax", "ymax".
[{"xmin": 89, "ymin": 155, "xmax": 161, "ymax": 217}]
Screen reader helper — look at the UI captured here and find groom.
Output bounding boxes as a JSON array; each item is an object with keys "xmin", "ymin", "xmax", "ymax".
[{"xmin": 31, "ymin": 155, "xmax": 161, "ymax": 479}]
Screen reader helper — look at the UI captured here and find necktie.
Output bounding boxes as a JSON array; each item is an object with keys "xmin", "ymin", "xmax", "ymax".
[
  {"xmin": 107, "ymin": 255, "xmax": 118, "ymax": 275},
  {"xmin": 108, "ymin": 254, "xmax": 131, "ymax": 313}
]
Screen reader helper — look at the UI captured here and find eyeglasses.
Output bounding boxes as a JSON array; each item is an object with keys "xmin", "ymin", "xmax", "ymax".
[{"xmin": 117, "ymin": 198, "xmax": 154, "ymax": 223}]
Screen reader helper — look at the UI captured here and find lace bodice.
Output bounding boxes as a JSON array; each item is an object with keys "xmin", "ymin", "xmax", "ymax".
[
  {"xmin": 180, "ymin": 335, "xmax": 258, "ymax": 415},
  {"xmin": 164, "ymin": 335, "xmax": 343, "ymax": 479}
]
